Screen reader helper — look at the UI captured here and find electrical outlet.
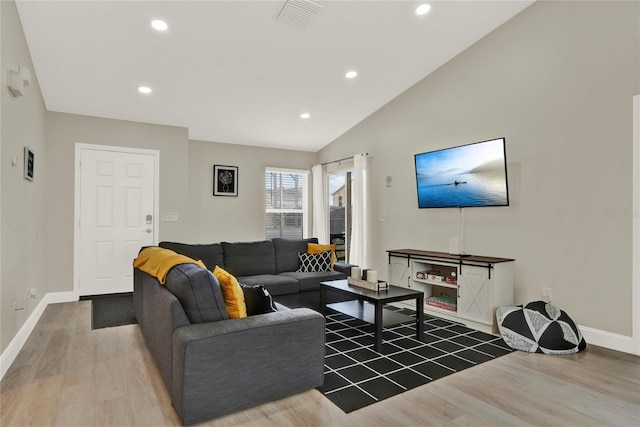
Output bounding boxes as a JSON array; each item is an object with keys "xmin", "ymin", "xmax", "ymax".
[
  {"xmin": 542, "ymin": 287, "xmax": 552, "ymax": 302},
  {"xmin": 28, "ymin": 288, "xmax": 37, "ymax": 299}
]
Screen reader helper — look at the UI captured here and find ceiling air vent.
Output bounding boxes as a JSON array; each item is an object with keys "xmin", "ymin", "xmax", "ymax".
[{"xmin": 275, "ymin": 0, "xmax": 323, "ymax": 30}]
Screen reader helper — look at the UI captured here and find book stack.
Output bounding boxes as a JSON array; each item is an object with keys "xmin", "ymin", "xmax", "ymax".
[
  {"xmin": 425, "ymin": 294, "xmax": 457, "ymax": 312},
  {"xmin": 348, "ymin": 277, "xmax": 389, "ymax": 292}
]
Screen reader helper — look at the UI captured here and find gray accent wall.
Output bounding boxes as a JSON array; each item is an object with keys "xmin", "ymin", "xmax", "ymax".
[
  {"xmin": 317, "ymin": 1, "xmax": 639, "ymax": 336},
  {"xmin": 1, "ymin": 0, "xmax": 47, "ymax": 353},
  {"xmin": 45, "ymin": 112, "xmax": 191, "ymax": 293},
  {"xmin": 187, "ymin": 139, "xmax": 316, "ymax": 243},
  {"xmin": 41, "ymin": 124, "xmax": 317, "ymax": 297}
]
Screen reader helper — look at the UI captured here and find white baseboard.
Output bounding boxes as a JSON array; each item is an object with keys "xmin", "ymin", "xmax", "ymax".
[
  {"xmin": 47, "ymin": 291, "xmax": 77, "ymax": 304},
  {"xmin": 579, "ymin": 324, "xmax": 637, "ymax": 355},
  {"xmin": 0, "ymin": 291, "xmax": 77, "ymax": 380}
]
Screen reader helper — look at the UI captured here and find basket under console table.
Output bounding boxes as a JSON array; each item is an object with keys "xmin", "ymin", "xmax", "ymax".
[{"xmin": 387, "ymin": 249, "xmax": 515, "ymax": 334}]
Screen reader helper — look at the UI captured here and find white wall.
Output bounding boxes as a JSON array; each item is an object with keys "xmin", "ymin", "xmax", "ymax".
[
  {"xmin": 318, "ymin": 1, "xmax": 639, "ymax": 337},
  {"xmin": 1, "ymin": 0, "xmax": 47, "ymax": 353},
  {"xmin": 187, "ymin": 139, "xmax": 316, "ymax": 243}
]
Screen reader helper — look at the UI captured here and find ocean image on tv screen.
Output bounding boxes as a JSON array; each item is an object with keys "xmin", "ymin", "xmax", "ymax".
[{"xmin": 415, "ymin": 138, "xmax": 509, "ymax": 208}]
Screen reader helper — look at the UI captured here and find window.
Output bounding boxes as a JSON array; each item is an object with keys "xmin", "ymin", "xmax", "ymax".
[{"xmin": 265, "ymin": 168, "xmax": 308, "ymax": 239}]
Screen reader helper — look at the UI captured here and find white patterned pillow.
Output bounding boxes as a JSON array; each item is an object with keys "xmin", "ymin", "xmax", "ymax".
[{"xmin": 297, "ymin": 251, "xmax": 331, "ymax": 272}]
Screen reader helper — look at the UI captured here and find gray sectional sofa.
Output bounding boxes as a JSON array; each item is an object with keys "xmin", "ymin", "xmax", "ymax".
[
  {"xmin": 159, "ymin": 237, "xmax": 350, "ymax": 295},
  {"xmin": 133, "ymin": 238, "xmax": 350, "ymax": 425}
]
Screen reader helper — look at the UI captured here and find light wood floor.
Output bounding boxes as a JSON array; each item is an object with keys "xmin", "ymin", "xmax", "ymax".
[{"xmin": 1, "ymin": 301, "xmax": 639, "ymax": 427}]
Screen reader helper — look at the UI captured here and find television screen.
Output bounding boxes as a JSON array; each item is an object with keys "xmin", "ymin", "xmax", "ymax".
[{"xmin": 414, "ymin": 137, "xmax": 509, "ymax": 208}]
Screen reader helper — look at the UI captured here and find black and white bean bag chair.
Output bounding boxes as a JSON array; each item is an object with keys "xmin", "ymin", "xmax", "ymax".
[{"xmin": 497, "ymin": 301, "xmax": 587, "ymax": 354}]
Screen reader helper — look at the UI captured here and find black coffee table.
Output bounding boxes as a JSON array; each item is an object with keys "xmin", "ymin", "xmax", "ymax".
[{"xmin": 320, "ymin": 279, "xmax": 424, "ymax": 352}]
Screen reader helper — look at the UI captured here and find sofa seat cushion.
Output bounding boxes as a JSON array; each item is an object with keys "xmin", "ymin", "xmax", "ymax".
[
  {"xmin": 159, "ymin": 241, "xmax": 224, "ymax": 271},
  {"xmin": 280, "ymin": 271, "xmax": 345, "ymax": 292},
  {"xmin": 165, "ymin": 264, "xmax": 229, "ymax": 324},
  {"xmin": 272, "ymin": 238, "xmax": 318, "ymax": 273},
  {"xmin": 222, "ymin": 241, "xmax": 276, "ymax": 277},
  {"xmin": 236, "ymin": 274, "xmax": 300, "ymax": 296}
]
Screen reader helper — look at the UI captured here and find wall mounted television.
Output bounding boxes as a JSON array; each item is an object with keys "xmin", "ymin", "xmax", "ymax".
[{"xmin": 414, "ymin": 137, "xmax": 509, "ymax": 208}]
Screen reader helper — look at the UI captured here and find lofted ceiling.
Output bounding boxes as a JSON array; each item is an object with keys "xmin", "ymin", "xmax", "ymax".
[{"xmin": 16, "ymin": 0, "xmax": 534, "ymax": 152}]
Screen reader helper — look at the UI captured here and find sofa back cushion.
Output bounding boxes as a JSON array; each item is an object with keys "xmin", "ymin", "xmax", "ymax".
[
  {"xmin": 159, "ymin": 241, "xmax": 224, "ymax": 271},
  {"xmin": 165, "ymin": 263, "xmax": 229, "ymax": 324},
  {"xmin": 221, "ymin": 240, "xmax": 276, "ymax": 277},
  {"xmin": 272, "ymin": 238, "xmax": 318, "ymax": 273}
]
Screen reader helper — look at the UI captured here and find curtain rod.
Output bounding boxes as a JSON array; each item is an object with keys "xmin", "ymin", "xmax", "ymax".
[{"xmin": 321, "ymin": 152, "xmax": 368, "ymax": 167}]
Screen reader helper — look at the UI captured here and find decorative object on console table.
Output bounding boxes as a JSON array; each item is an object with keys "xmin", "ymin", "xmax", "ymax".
[
  {"xmin": 347, "ymin": 276, "xmax": 389, "ymax": 292},
  {"xmin": 213, "ymin": 165, "xmax": 238, "ymax": 196}
]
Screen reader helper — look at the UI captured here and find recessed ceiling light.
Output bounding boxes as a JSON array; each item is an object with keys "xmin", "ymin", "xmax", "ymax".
[
  {"xmin": 300, "ymin": 113, "xmax": 311, "ymax": 119},
  {"xmin": 416, "ymin": 4, "xmax": 431, "ymax": 16},
  {"xmin": 345, "ymin": 70, "xmax": 358, "ymax": 79},
  {"xmin": 151, "ymin": 19, "xmax": 168, "ymax": 31},
  {"xmin": 138, "ymin": 86, "xmax": 152, "ymax": 94}
]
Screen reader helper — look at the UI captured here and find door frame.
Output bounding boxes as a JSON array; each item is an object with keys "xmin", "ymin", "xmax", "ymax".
[
  {"xmin": 326, "ymin": 163, "xmax": 353, "ymax": 262},
  {"xmin": 73, "ymin": 143, "xmax": 160, "ymax": 299}
]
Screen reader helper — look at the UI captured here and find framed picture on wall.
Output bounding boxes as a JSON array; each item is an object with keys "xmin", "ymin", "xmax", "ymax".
[
  {"xmin": 213, "ymin": 165, "xmax": 238, "ymax": 196},
  {"xmin": 24, "ymin": 146, "xmax": 34, "ymax": 181}
]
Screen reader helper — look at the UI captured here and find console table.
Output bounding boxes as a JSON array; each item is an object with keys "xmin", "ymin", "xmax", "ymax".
[{"xmin": 387, "ymin": 249, "xmax": 514, "ymax": 334}]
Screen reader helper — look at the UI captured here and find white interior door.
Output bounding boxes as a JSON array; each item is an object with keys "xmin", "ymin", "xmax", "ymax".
[{"xmin": 78, "ymin": 146, "xmax": 157, "ymax": 296}]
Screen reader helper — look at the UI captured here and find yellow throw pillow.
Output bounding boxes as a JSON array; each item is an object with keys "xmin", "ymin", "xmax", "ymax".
[
  {"xmin": 213, "ymin": 266, "xmax": 247, "ymax": 319},
  {"xmin": 307, "ymin": 243, "xmax": 337, "ymax": 270}
]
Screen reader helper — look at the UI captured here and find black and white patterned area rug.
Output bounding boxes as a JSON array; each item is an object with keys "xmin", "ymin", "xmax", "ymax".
[{"xmin": 319, "ymin": 306, "xmax": 513, "ymax": 413}]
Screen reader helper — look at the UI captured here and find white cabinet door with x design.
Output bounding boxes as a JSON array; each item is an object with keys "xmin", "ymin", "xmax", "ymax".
[{"xmin": 457, "ymin": 265, "xmax": 493, "ymax": 325}]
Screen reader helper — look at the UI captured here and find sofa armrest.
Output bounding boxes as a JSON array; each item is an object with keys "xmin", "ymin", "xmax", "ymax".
[
  {"xmin": 172, "ymin": 308, "xmax": 325, "ymax": 425},
  {"xmin": 334, "ymin": 262, "xmax": 358, "ymax": 276},
  {"xmin": 135, "ymin": 269, "xmax": 190, "ymax": 394}
]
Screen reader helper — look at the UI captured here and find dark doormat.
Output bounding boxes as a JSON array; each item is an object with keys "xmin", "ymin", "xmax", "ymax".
[
  {"xmin": 88, "ymin": 293, "xmax": 137, "ymax": 330},
  {"xmin": 318, "ymin": 306, "xmax": 513, "ymax": 413}
]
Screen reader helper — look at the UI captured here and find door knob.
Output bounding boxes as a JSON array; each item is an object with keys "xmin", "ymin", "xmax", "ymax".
[{"xmin": 145, "ymin": 228, "xmax": 152, "ymax": 233}]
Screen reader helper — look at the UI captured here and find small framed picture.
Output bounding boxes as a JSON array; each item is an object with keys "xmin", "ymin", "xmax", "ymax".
[
  {"xmin": 24, "ymin": 146, "xmax": 34, "ymax": 181},
  {"xmin": 213, "ymin": 165, "xmax": 238, "ymax": 196}
]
